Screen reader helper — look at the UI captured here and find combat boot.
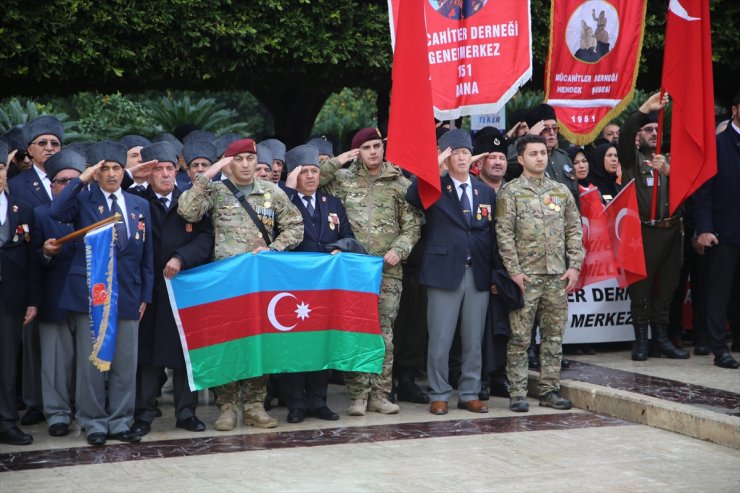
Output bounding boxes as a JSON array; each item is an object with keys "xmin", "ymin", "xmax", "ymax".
[
  {"xmin": 539, "ymin": 391, "xmax": 572, "ymax": 410},
  {"xmin": 347, "ymin": 398, "xmax": 367, "ymax": 416},
  {"xmin": 631, "ymin": 324, "xmax": 649, "ymax": 361},
  {"xmin": 214, "ymin": 404, "xmax": 237, "ymax": 431},
  {"xmin": 367, "ymin": 393, "xmax": 400, "ymax": 414},
  {"xmin": 243, "ymin": 403, "xmax": 278, "ymax": 428},
  {"xmin": 649, "ymin": 323, "xmax": 689, "ymax": 359}
]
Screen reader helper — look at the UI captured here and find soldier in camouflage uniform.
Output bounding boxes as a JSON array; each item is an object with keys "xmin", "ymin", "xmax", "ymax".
[
  {"xmin": 495, "ymin": 134, "xmax": 584, "ymax": 413},
  {"xmin": 319, "ymin": 127, "xmax": 421, "ymax": 416},
  {"xmin": 178, "ymin": 138, "xmax": 303, "ymax": 430}
]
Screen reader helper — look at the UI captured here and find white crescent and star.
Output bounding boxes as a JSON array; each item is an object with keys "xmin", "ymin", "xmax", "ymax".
[
  {"xmin": 614, "ymin": 208, "xmax": 629, "ymax": 241},
  {"xmin": 668, "ymin": 0, "xmax": 700, "ymax": 21},
  {"xmin": 582, "ymin": 217, "xmax": 591, "ymax": 241},
  {"xmin": 266, "ymin": 292, "xmax": 311, "ymax": 332}
]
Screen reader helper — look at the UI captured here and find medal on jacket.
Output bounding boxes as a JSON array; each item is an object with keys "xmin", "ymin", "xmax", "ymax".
[
  {"xmin": 328, "ymin": 213, "xmax": 339, "ymax": 230},
  {"xmin": 98, "ymin": 205, "xmax": 105, "ymax": 215},
  {"xmin": 185, "ymin": 223, "xmax": 193, "ymax": 233},
  {"xmin": 138, "ymin": 214, "xmax": 145, "ymax": 241}
]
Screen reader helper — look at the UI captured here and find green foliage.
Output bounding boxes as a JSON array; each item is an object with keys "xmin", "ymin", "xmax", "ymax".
[
  {"xmin": 312, "ymin": 88, "xmax": 377, "ymax": 144},
  {"xmin": 505, "ymin": 90, "xmax": 544, "ymax": 115},
  {"xmin": 147, "ymin": 95, "xmax": 250, "ymax": 136}
]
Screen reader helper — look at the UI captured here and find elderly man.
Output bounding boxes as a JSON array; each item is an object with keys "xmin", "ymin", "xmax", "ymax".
[
  {"xmin": 130, "ymin": 142, "xmax": 214, "ymax": 435},
  {"xmin": 50, "ymin": 140, "xmax": 154, "ymax": 446},
  {"xmin": 307, "ymin": 136, "xmax": 334, "ymax": 161},
  {"xmin": 2, "ymin": 126, "xmax": 32, "ymax": 179},
  {"xmin": 474, "ymin": 128, "xmax": 509, "ymax": 193},
  {"xmin": 178, "ymin": 138, "xmax": 303, "ymax": 430},
  {"xmin": 182, "ymin": 140, "xmax": 218, "ymax": 186},
  {"xmin": 320, "ymin": 127, "xmax": 420, "ymax": 416},
  {"xmin": 407, "ymin": 129, "xmax": 499, "ymax": 415},
  {"xmin": 260, "ymin": 138, "xmax": 287, "ymax": 185},
  {"xmin": 32, "ymin": 150, "xmax": 85, "ymax": 438},
  {"xmin": 119, "ymin": 135, "xmax": 151, "ymax": 192},
  {"xmin": 0, "ymin": 142, "xmax": 39, "ymax": 445},
  {"xmin": 255, "ymin": 143, "xmax": 273, "ymax": 181}
]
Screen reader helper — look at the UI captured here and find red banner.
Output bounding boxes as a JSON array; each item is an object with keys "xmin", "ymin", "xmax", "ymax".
[
  {"xmin": 544, "ymin": 0, "xmax": 647, "ymax": 144},
  {"xmin": 388, "ymin": 0, "xmax": 532, "ymax": 120}
]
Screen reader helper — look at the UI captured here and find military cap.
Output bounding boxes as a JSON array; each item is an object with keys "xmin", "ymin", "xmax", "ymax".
[
  {"xmin": 151, "ymin": 133, "xmax": 184, "ymax": 155},
  {"xmin": 285, "ymin": 144, "xmax": 319, "ymax": 172},
  {"xmin": 183, "ymin": 130, "xmax": 216, "ymax": 145},
  {"xmin": 182, "ymin": 141, "xmax": 217, "ymax": 166},
  {"xmin": 473, "ymin": 128, "xmax": 508, "ymax": 155},
  {"xmin": 119, "ymin": 135, "xmax": 151, "ymax": 150},
  {"xmin": 438, "ymin": 128, "xmax": 472, "ymax": 152},
  {"xmin": 64, "ymin": 142, "xmax": 91, "ymax": 163},
  {"xmin": 306, "ymin": 136, "xmax": 334, "ymax": 158},
  {"xmin": 0, "ymin": 141, "xmax": 7, "ymax": 165},
  {"xmin": 256, "ymin": 143, "xmax": 273, "ymax": 169},
  {"xmin": 508, "ymin": 109, "xmax": 528, "ymax": 128},
  {"xmin": 26, "ymin": 115, "xmax": 65, "ymax": 145},
  {"xmin": 214, "ymin": 133, "xmax": 242, "ymax": 158},
  {"xmin": 141, "ymin": 141, "xmax": 179, "ymax": 164},
  {"xmin": 638, "ymin": 111, "xmax": 659, "ymax": 129},
  {"xmin": 351, "ymin": 127, "xmax": 383, "ymax": 149},
  {"xmin": 260, "ymin": 138, "xmax": 286, "ymax": 163},
  {"xmin": 44, "ymin": 149, "xmax": 87, "ymax": 178},
  {"xmin": 87, "ymin": 140, "xmax": 128, "ymax": 166},
  {"xmin": 224, "ymin": 138, "xmax": 257, "ymax": 157},
  {"xmin": 2, "ymin": 126, "xmax": 28, "ymax": 153},
  {"xmin": 524, "ymin": 103, "xmax": 557, "ymax": 129}
]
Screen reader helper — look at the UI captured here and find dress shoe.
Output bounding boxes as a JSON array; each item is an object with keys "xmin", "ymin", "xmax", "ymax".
[
  {"xmin": 0, "ymin": 426, "xmax": 33, "ymax": 445},
  {"xmin": 430, "ymin": 401, "xmax": 448, "ymax": 415},
  {"xmin": 478, "ymin": 383, "xmax": 490, "ymax": 401},
  {"xmin": 693, "ymin": 345, "xmax": 711, "ymax": 356},
  {"xmin": 539, "ymin": 391, "xmax": 572, "ymax": 410},
  {"xmin": 457, "ymin": 399, "xmax": 488, "ymax": 413},
  {"xmin": 48, "ymin": 422, "xmax": 69, "ymax": 437},
  {"xmin": 287, "ymin": 408, "xmax": 305, "ymax": 424},
  {"xmin": 176, "ymin": 416, "xmax": 206, "ymax": 432},
  {"xmin": 86, "ymin": 432, "xmax": 107, "ymax": 446},
  {"xmin": 714, "ymin": 352, "xmax": 739, "ymax": 369},
  {"xmin": 20, "ymin": 408, "xmax": 45, "ymax": 426},
  {"xmin": 108, "ymin": 430, "xmax": 142, "ymax": 443},
  {"xmin": 307, "ymin": 406, "xmax": 339, "ymax": 421},
  {"xmin": 131, "ymin": 420, "xmax": 151, "ymax": 436},
  {"xmin": 489, "ymin": 374, "xmax": 509, "ymax": 398},
  {"xmin": 396, "ymin": 380, "xmax": 430, "ymax": 404},
  {"xmin": 509, "ymin": 396, "xmax": 529, "ymax": 413}
]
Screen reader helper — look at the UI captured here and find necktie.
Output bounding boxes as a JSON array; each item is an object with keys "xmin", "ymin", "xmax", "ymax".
[
  {"xmin": 110, "ymin": 194, "xmax": 128, "ymax": 250},
  {"xmin": 303, "ymin": 196, "xmax": 315, "ymax": 216},
  {"xmin": 459, "ymin": 183, "xmax": 472, "ymax": 226},
  {"xmin": 158, "ymin": 196, "xmax": 169, "ymax": 211},
  {"xmin": 134, "ymin": 184, "xmax": 146, "ymax": 193}
]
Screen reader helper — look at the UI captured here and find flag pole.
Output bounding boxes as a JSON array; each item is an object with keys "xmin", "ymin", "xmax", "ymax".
[
  {"xmin": 53, "ymin": 214, "xmax": 121, "ymax": 245},
  {"xmin": 650, "ymin": 88, "xmax": 666, "ymax": 221}
]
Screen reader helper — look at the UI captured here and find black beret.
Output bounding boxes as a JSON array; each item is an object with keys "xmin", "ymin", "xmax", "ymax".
[
  {"xmin": 508, "ymin": 109, "xmax": 528, "ymax": 127},
  {"xmin": 256, "ymin": 143, "xmax": 273, "ymax": 169},
  {"xmin": 141, "ymin": 141, "xmax": 179, "ymax": 164},
  {"xmin": 260, "ymin": 138, "xmax": 286, "ymax": 162},
  {"xmin": 151, "ymin": 133, "xmax": 183, "ymax": 155},
  {"xmin": 473, "ymin": 128, "xmax": 508, "ymax": 155},
  {"xmin": 183, "ymin": 130, "xmax": 216, "ymax": 145},
  {"xmin": 2, "ymin": 126, "xmax": 28, "ymax": 153},
  {"xmin": 306, "ymin": 137, "xmax": 334, "ymax": 158},
  {"xmin": 44, "ymin": 149, "xmax": 86, "ymax": 178},
  {"xmin": 638, "ymin": 111, "xmax": 659, "ymax": 128},
  {"xmin": 524, "ymin": 103, "xmax": 557, "ymax": 129},
  {"xmin": 0, "ymin": 141, "xmax": 7, "ymax": 165},
  {"xmin": 285, "ymin": 144, "xmax": 320, "ymax": 172},
  {"xmin": 182, "ymin": 141, "xmax": 217, "ymax": 165},
  {"xmin": 214, "ymin": 133, "xmax": 242, "ymax": 158},
  {"xmin": 438, "ymin": 128, "xmax": 472, "ymax": 152},
  {"xmin": 87, "ymin": 140, "xmax": 128, "ymax": 166},
  {"xmin": 26, "ymin": 116, "xmax": 65, "ymax": 144},
  {"xmin": 119, "ymin": 135, "xmax": 151, "ymax": 150}
]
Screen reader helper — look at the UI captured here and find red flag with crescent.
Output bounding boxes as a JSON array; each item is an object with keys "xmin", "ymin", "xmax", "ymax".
[
  {"xmin": 575, "ymin": 185, "xmax": 618, "ymax": 290},
  {"xmin": 603, "ymin": 180, "xmax": 646, "ymax": 287}
]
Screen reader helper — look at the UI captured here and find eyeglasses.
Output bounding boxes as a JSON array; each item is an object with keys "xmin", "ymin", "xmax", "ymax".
[
  {"xmin": 32, "ymin": 139, "xmax": 62, "ymax": 149},
  {"xmin": 542, "ymin": 126, "xmax": 559, "ymax": 133},
  {"xmin": 641, "ymin": 126, "xmax": 659, "ymax": 134},
  {"xmin": 51, "ymin": 177, "xmax": 73, "ymax": 185}
]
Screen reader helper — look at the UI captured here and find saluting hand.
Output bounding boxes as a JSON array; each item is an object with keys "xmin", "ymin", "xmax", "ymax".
[
  {"xmin": 130, "ymin": 160, "xmax": 157, "ymax": 182},
  {"xmin": 80, "ymin": 161, "xmax": 103, "ymax": 184},
  {"xmin": 286, "ymin": 166, "xmax": 302, "ymax": 189},
  {"xmin": 337, "ymin": 149, "xmax": 360, "ymax": 165},
  {"xmin": 203, "ymin": 156, "xmax": 233, "ymax": 181}
]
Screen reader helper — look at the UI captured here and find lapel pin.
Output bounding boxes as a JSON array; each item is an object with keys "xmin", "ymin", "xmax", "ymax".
[
  {"xmin": 12, "ymin": 205, "xmax": 18, "ymax": 213},
  {"xmin": 98, "ymin": 205, "xmax": 104, "ymax": 214}
]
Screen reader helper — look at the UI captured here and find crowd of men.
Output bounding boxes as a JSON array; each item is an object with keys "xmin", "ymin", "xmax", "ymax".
[{"xmin": 0, "ymin": 89, "xmax": 737, "ymax": 448}]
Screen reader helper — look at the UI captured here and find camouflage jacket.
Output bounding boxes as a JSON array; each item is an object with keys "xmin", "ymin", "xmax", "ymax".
[
  {"xmin": 177, "ymin": 175, "xmax": 303, "ymax": 260},
  {"xmin": 495, "ymin": 174, "xmax": 584, "ymax": 275},
  {"xmin": 319, "ymin": 158, "xmax": 420, "ymax": 279}
]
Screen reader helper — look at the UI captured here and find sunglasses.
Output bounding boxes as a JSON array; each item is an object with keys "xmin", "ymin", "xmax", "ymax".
[
  {"xmin": 32, "ymin": 140, "xmax": 62, "ymax": 149},
  {"xmin": 51, "ymin": 177, "xmax": 73, "ymax": 185},
  {"xmin": 542, "ymin": 126, "xmax": 559, "ymax": 133}
]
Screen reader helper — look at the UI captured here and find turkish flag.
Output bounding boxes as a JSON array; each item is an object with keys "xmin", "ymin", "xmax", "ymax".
[
  {"xmin": 603, "ymin": 180, "xmax": 646, "ymax": 287},
  {"xmin": 575, "ymin": 186, "xmax": 619, "ymax": 290},
  {"xmin": 662, "ymin": 0, "xmax": 716, "ymax": 214},
  {"xmin": 385, "ymin": 0, "xmax": 441, "ymax": 208}
]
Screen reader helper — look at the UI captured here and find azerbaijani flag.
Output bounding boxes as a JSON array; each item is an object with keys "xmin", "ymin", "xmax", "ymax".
[{"xmin": 166, "ymin": 251, "xmax": 385, "ymax": 391}]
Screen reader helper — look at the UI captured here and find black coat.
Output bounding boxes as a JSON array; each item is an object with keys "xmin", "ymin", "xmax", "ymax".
[
  {"xmin": 134, "ymin": 187, "xmax": 214, "ymax": 368},
  {"xmin": 283, "ymin": 186, "xmax": 354, "ymax": 252},
  {"xmin": 0, "ymin": 193, "xmax": 39, "ymax": 315}
]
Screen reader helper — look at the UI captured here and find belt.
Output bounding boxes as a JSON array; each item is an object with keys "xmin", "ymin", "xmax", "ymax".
[{"xmin": 640, "ymin": 215, "xmax": 682, "ymax": 229}]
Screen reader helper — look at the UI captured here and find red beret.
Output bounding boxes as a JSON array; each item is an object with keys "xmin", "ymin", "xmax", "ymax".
[
  {"xmin": 224, "ymin": 138, "xmax": 257, "ymax": 157},
  {"xmin": 351, "ymin": 127, "xmax": 383, "ymax": 150}
]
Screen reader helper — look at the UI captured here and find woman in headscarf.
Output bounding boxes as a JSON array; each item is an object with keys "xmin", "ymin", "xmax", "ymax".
[{"xmin": 587, "ymin": 142, "xmax": 620, "ymax": 203}]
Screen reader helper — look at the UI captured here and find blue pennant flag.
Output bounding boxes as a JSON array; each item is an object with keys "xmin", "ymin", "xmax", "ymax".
[{"xmin": 85, "ymin": 222, "xmax": 118, "ymax": 371}]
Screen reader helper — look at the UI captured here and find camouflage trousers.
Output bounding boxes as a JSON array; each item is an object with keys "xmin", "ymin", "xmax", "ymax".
[
  {"xmin": 344, "ymin": 276, "xmax": 401, "ymax": 400},
  {"xmin": 507, "ymin": 274, "xmax": 568, "ymax": 397},
  {"xmin": 214, "ymin": 375, "xmax": 268, "ymax": 408}
]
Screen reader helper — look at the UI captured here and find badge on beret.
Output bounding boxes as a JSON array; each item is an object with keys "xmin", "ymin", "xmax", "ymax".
[
  {"xmin": 185, "ymin": 223, "xmax": 193, "ymax": 233},
  {"xmin": 494, "ymin": 138, "xmax": 501, "ymax": 145}
]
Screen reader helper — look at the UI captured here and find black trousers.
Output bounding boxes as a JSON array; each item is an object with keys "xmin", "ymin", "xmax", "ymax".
[
  {"xmin": 0, "ymin": 296, "xmax": 23, "ymax": 432},
  {"xmin": 135, "ymin": 365, "xmax": 197, "ymax": 423},
  {"xmin": 704, "ymin": 243, "xmax": 740, "ymax": 356},
  {"xmin": 278, "ymin": 371, "xmax": 329, "ymax": 411}
]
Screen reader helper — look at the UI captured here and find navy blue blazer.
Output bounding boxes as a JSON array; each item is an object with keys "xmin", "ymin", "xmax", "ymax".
[
  {"xmin": 49, "ymin": 178, "xmax": 154, "ymax": 320},
  {"xmin": 283, "ymin": 186, "xmax": 354, "ymax": 253},
  {"xmin": 0, "ymin": 193, "xmax": 40, "ymax": 315},
  {"xmin": 8, "ymin": 167, "xmax": 52, "ymax": 207},
  {"xmin": 33, "ymin": 203, "xmax": 76, "ymax": 323},
  {"xmin": 694, "ymin": 125, "xmax": 740, "ymax": 246},
  {"xmin": 406, "ymin": 174, "xmax": 499, "ymax": 291}
]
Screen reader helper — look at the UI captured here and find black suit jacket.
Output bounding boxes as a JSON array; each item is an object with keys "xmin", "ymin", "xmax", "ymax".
[
  {"xmin": 133, "ymin": 187, "xmax": 215, "ymax": 368},
  {"xmin": 8, "ymin": 167, "xmax": 52, "ymax": 207},
  {"xmin": 0, "ymin": 193, "xmax": 39, "ymax": 315},
  {"xmin": 283, "ymin": 187, "xmax": 354, "ymax": 253},
  {"xmin": 406, "ymin": 174, "xmax": 499, "ymax": 291}
]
